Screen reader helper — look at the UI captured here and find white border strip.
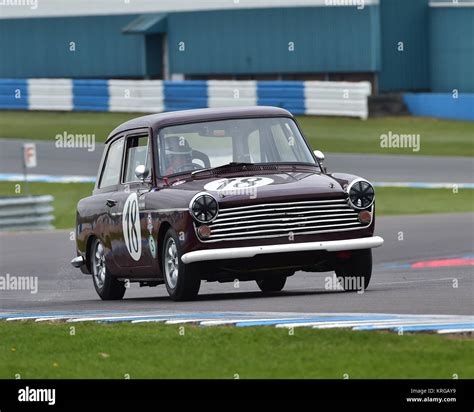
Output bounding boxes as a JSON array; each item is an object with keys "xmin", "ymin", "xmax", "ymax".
[
  {"xmin": 430, "ymin": 2, "xmax": 474, "ymax": 8},
  {"xmin": 0, "ymin": 0, "xmax": 380, "ymax": 19}
]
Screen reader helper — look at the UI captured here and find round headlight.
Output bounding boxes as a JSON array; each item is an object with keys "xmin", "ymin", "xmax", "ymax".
[
  {"xmin": 189, "ymin": 193, "xmax": 219, "ymax": 223},
  {"xmin": 347, "ymin": 179, "xmax": 375, "ymax": 210}
]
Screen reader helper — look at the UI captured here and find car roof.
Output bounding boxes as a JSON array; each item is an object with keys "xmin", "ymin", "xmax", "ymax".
[{"xmin": 105, "ymin": 106, "xmax": 293, "ymax": 143}]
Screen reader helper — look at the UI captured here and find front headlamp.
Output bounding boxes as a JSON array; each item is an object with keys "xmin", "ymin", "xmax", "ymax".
[
  {"xmin": 347, "ymin": 179, "xmax": 375, "ymax": 210},
  {"xmin": 189, "ymin": 192, "xmax": 219, "ymax": 223}
]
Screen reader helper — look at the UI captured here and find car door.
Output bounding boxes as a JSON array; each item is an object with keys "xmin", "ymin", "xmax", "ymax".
[
  {"xmin": 93, "ymin": 135, "xmax": 126, "ymax": 269},
  {"xmin": 111, "ymin": 130, "xmax": 154, "ymax": 269}
]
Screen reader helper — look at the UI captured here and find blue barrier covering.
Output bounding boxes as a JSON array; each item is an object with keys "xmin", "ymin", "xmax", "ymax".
[
  {"xmin": 164, "ymin": 80, "xmax": 208, "ymax": 111},
  {"xmin": 0, "ymin": 78, "xmax": 372, "ymax": 118},
  {"xmin": 404, "ymin": 93, "xmax": 474, "ymax": 121},
  {"xmin": 0, "ymin": 79, "xmax": 28, "ymax": 110},
  {"xmin": 257, "ymin": 81, "xmax": 305, "ymax": 115},
  {"xmin": 73, "ymin": 79, "xmax": 109, "ymax": 111}
]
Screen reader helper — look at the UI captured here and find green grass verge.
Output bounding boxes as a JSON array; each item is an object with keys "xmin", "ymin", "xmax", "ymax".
[
  {"xmin": 0, "ymin": 111, "xmax": 139, "ymax": 143},
  {"xmin": 1, "ymin": 111, "xmax": 472, "ymax": 156},
  {"xmin": 0, "ymin": 322, "xmax": 472, "ymax": 379},
  {"xmin": 375, "ymin": 187, "xmax": 474, "ymax": 215},
  {"xmin": 0, "ymin": 182, "xmax": 472, "ymax": 229},
  {"xmin": 298, "ymin": 115, "xmax": 474, "ymax": 157}
]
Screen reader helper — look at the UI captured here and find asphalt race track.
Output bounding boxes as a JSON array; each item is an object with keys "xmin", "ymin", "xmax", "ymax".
[
  {"xmin": 1, "ymin": 213, "xmax": 473, "ymax": 317},
  {"xmin": 1, "ymin": 138, "xmax": 473, "ymax": 184}
]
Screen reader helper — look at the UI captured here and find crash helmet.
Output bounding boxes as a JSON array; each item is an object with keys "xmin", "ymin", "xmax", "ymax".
[{"xmin": 164, "ymin": 135, "xmax": 193, "ymax": 170}]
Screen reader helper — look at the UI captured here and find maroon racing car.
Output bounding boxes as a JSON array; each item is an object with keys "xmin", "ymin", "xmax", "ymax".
[{"xmin": 71, "ymin": 106, "xmax": 384, "ymax": 301}]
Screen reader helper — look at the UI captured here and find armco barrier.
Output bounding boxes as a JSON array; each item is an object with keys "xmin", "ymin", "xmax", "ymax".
[
  {"xmin": 305, "ymin": 81, "xmax": 372, "ymax": 119},
  {"xmin": 28, "ymin": 78, "xmax": 73, "ymax": 111},
  {"xmin": 403, "ymin": 93, "xmax": 474, "ymax": 121},
  {"xmin": 164, "ymin": 80, "xmax": 207, "ymax": 112},
  {"xmin": 0, "ymin": 79, "xmax": 28, "ymax": 109},
  {"xmin": 109, "ymin": 79, "xmax": 164, "ymax": 113},
  {"xmin": 257, "ymin": 81, "xmax": 306, "ymax": 115},
  {"xmin": 0, "ymin": 78, "xmax": 372, "ymax": 118},
  {"xmin": 73, "ymin": 79, "xmax": 109, "ymax": 112},
  {"xmin": 207, "ymin": 80, "xmax": 257, "ymax": 108},
  {"xmin": 0, "ymin": 195, "xmax": 55, "ymax": 231}
]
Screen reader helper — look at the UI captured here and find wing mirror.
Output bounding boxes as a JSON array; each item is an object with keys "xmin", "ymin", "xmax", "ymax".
[
  {"xmin": 313, "ymin": 150, "xmax": 327, "ymax": 173},
  {"xmin": 135, "ymin": 164, "xmax": 149, "ymax": 181}
]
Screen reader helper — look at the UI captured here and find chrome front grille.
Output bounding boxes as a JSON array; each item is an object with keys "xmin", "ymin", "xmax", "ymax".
[{"xmin": 199, "ymin": 198, "xmax": 371, "ymax": 242}]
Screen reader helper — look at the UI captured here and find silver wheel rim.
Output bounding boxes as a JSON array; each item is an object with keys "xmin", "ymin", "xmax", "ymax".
[
  {"xmin": 164, "ymin": 237, "xmax": 179, "ymax": 289},
  {"xmin": 92, "ymin": 241, "xmax": 106, "ymax": 289}
]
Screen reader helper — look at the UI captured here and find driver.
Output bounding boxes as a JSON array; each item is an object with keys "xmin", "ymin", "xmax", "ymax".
[{"xmin": 163, "ymin": 135, "xmax": 194, "ymax": 175}]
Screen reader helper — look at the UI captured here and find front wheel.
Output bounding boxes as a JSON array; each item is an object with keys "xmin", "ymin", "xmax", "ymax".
[
  {"xmin": 335, "ymin": 249, "xmax": 372, "ymax": 292},
  {"xmin": 91, "ymin": 238, "xmax": 126, "ymax": 300},
  {"xmin": 162, "ymin": 228, "xmax": 201, "ymax": 301}
]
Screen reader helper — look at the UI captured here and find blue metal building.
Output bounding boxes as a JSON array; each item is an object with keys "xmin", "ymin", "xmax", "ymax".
[
  {"xmin": 429, "ymin": 3, "xmax": 474, "ymax": 93},
  {"xmin": 0, "ymin": 0, "xmax": 472, "ymax": 93}
]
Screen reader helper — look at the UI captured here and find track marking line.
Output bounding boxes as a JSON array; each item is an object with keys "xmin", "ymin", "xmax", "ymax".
[
  {"xmin": 274, "ymin": 317, "xmax": 467, "ymax": 329},
  {"xmin": 274, "ymin": 318, "xmax": 421, "ymax": 329},
  {"xmin": 2, "ymin": 310, "xmax": 472, "ymax": 335},
  {"xmin": 165, "ymin": 318, "xmax": 222, "ymax": 325},
  {"xmin": 412, "ymin": 258, "xmax": 474, "ymax": 268},
  {"xmin": 200, "ymin": 318, "xmax": 298, "ymax": 326},
  {"xmin": 374, "ymin": 277, "xmax": 457, "ymax": 286},
  {"xmin": 6, "ymin": 312, "xmax": 126, "ymax": 321},
  {"xmin": 235, "ymin": 315, "xmax": 400, "ymax": 327},
  {"xmin": 319, "ymin": 319, "xmax": 469, "ymax": 330},
  {"xmin": 80, "ymin": 312, "xmax": 256, "ymax": 323},
  {"xmin": 67, "ymin": 313, "xmax": 181, "ymax": 322},
  {"xmin": 130, "ymin": 319, "xmax": 170, "ymax": 324},
  {"xmin": 354, "ymin": 321, "xmax": 474, "ymax": 331},
  {"xmin": 395, "ymin": 324, "xmax": 474, "ymax": 332},
  {"xmin": 437, "ymin": 328, "xmax": 474, "ymax": 334}
]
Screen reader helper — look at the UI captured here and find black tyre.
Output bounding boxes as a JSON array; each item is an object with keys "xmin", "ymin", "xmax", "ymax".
[
  {"xmin": 256, "ymin": 275, "xmax": 287, "ymax": 293},
  {"xmin": 162, "ymin": 228, "xmax": 201, "ymax": 301},
  {"xmin": 90, "ymin": 238, "xmax": 126, "ymax": 300},
  {"xmin": 335, "ymin": 249, "xmax": 372, "ymax": 291}
]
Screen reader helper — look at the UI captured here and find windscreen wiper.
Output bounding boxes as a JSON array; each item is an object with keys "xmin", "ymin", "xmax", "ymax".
[{"xmin": 191, "ymin": 162, "xmax": 255, "ymax": 178}]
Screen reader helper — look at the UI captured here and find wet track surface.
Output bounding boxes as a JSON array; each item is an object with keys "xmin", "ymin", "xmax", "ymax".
[{"xmin": 1, "ymin": 213, "xmax": 473, "ymax": 316}]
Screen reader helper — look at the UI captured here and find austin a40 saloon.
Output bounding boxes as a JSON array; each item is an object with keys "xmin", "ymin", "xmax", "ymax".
[{"xmin": 71, "ymin": 107, "xmax": 383, "ymax": 301}]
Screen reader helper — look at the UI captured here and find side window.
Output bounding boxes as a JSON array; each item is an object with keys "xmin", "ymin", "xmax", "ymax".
[
  {"xmin": 99, "ymin": 138, "xmax": 124, "ymax": 188},
  {"xmin": 123, "ymin": 135, "xmax": 150, "ymax": 183}
]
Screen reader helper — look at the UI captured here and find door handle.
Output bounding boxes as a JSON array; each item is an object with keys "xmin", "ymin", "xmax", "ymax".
[{"xmin": 105, "ymin": 199, "xmax": 117, "ymax": 208}]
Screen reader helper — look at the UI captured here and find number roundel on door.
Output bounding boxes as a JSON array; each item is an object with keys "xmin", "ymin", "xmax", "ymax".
[{"xmin": 122, "ymin": 193, "xmax": 142, "ymax": 261}]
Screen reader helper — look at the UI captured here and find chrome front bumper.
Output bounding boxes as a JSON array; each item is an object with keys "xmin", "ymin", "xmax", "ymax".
[
  {"xmin": 181, "ymin": 236, "xmax": 384, "ymax": 264},
  {"xmin": 71, "ymin": 256, "xmax": 85, "ymax": 268}
]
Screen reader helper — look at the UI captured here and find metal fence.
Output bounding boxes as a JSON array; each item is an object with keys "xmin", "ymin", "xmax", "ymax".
[{"xmin": 0, "ymin": 195, "xmax": 55, "ymax": 231}]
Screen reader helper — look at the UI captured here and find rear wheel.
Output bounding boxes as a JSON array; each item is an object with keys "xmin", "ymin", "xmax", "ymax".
[
  {"xmin": 335, "ymin": 249, "xmax": 372, "ymax": 291},
  {"xmin": 90, "ymin": 238, "xmax": 126, "ymax": 300},
  {"xmin": 256, "ymin": 275, "xmax": 287, "ymax": 293},
  {"xmin": 162, "ymin": 228, "xmax": 201, "ymax": 301}
]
